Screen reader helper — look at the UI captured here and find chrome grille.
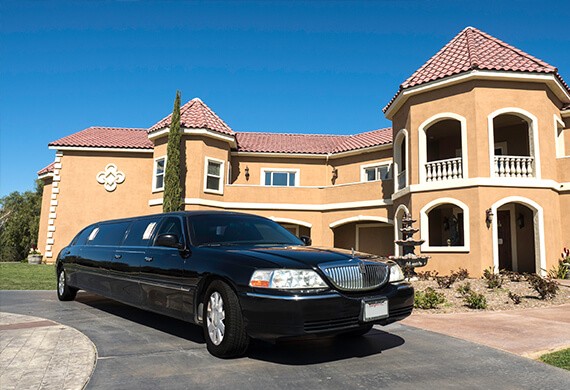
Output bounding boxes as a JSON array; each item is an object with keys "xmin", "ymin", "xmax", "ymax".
[{"xmin": 319, "ymin": 260, "xmax": 389, "ymax": 291}]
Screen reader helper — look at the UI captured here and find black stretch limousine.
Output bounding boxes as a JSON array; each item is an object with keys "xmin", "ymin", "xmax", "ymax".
[{"xmin": 56, "ymin": 211, "xmax": 414, "ymax": 357}]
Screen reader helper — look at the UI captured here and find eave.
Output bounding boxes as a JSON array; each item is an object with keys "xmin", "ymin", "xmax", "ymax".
[{"xmin": 384, "ymin": 70, "xmax": 570, "ymax": 120}]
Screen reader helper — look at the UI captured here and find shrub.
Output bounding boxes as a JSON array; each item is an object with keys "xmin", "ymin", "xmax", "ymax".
[
  {"xmin": 548, "ymin": 249, "xmax": 570, "ymax": 279},
  {"xmin": 416, "ymin": 270, "xmax": 438, "ymax": 281},
  {"xmin": 526, "ymin": 274, "xmax": 559, "ymax": 300},
  {"xmin": 482, "ymin": 267, "xmax": 503, "ymax": 289},
  {"xmin": 463, "ymin": 291, "xmax": 487, "ymax": 309},
  {"xmin": 456, "ymin": 282, "xmax": 472, "ymax": 296},
  {"xmin": 500, "ymin": 269, "xmax": 524, "ymax": 282},
  {"xmin": 414, "ymin": 287, "xmax": 446, "ymax": 309},
  {"xmin": 436, "ymin": 274, "xmax": 458, "ymax": 289},
  {"xmin": 508, "ymin": 291, "xmax": 522, "ymax": 304},
  {"xmin": 455, "ymin": 268, "xmax": 469, "ymax": 281}
]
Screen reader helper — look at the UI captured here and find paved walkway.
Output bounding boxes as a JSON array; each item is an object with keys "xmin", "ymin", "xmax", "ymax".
[
  {"xmin": 402, "ymin": 304, "xmax": 570, "ymax": 358},
  {"xmin": 0, "ymin": 312, "xmax": 96, "ymax": 390},
  {"xmin": 1, "ymin": 299, "xmax": 568, "ymax": 389}
]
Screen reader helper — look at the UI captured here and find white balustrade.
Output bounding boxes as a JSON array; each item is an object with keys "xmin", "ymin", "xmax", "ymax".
[
  {"xmin": 493, "ymin": 155, "xmax": 534, "ymax": 178},
  {"xmin": 425, "ymin": 157, "xmax": 462, "ymax": 182}
]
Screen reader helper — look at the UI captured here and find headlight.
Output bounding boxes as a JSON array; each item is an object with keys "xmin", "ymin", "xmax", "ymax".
[
  {"xmin": 249, "ymin": 269, "xmax": 328, "ymax": 289},
  {"xmin": 389, "ymin": 263, "xmax": 405, "ymax": 282}
]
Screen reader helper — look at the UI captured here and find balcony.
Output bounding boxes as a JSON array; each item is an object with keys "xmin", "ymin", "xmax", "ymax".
[
  {"xmin": 425, "ymin": 157, "xmax": 463, "ymax": 182},
  {"xmin": 493, "ymin": 155, "xmax": 534, "ymax": 178},
  {"xmin": 397, "ymin": 170, "xmax": 406, "ymax": 190}
]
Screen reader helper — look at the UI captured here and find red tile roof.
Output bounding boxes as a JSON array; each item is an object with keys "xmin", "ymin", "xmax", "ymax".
[
  {"xmin": 236, "ymin": 133, "xmax": 344, "ymax": 154},
  {"xmin": 37, "ymin": 162, "xmax": 55, "ymax": 176},
  {"xmin": 148, "ymin": 98, "xmax": 234, "ymax": 135},
  {"xmin": 384, "ymin": 26, "xmax": 569, "ymax": 112},
  {"xmin": 236, "ymin": 128, "xmax": 392, "ymax": 154},
  {"xmin": 49, "ymin": 127, "xmax": 153, "ymax": 149},
  {"xmin": 333, "ymin": 128, "xmax": 392, "ymax": 153}
]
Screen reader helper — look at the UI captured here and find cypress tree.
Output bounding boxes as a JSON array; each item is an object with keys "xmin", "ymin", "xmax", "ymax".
[{"xmin": 163, "ymin": 91, "xmax": 183, "ymax": 212}]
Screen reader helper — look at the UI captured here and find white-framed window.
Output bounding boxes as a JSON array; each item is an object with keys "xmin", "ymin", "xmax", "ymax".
[
  {"xmin": 361, "ymin": 162, "xmax": 392, "ymax": 182},
  {"xmin": 204, "ymin": 157, "xmax": 225, "ymax": 195},
  {"xmin": 261, "ymin": 168, "xmax": 300, "ymax": 187},
  {"xmin": 153, "ymin": 156, "xmax": 166, "ymax": 192},
  {"xmin": 420, "ymin": 198, "xmax": 470, "ymax": 253}
]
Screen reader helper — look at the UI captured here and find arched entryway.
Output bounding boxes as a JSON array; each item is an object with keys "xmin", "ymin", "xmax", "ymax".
[
  {"xmin": 330, "ymin": 216, "xmax": 394, "ymax": 256},
  {"xmin": 491, "ymin": 197, "xmax": 545, "ymax": 274}
]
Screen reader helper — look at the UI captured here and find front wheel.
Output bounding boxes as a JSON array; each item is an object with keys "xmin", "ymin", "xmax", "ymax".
[
  {"xmin": 203, "ymin": 280, "xmax": 249, "ymax": 358},
  {"xmin": 57, "ymin": 267, "xmax": 77, "ymax": 301}
]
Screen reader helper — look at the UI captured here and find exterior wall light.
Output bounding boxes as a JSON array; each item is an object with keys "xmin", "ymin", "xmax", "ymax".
[
  {"xmin": 245, "ymin": 166, "xmax": 250, "ymax": 181},
  {"xmin": 485, "ymin": 208, "xmax": 494, "ymax": 228},
  {"xmin": 331, "ymin": 168, "xmax": 338, "ymax": 185}
]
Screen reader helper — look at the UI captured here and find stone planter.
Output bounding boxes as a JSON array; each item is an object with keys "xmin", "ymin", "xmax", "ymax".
[{"xmin": 27, "ymin": 254, "xmax": 43, "ymax": 264}]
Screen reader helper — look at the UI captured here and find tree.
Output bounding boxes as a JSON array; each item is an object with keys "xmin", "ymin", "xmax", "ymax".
[
  {"xmin": 163, "ymin": 90, "xmax": 183, "ymax": 212},
  {"xmin": 0, "ymin": 181, "xmax": 43, "ymax": 261}
]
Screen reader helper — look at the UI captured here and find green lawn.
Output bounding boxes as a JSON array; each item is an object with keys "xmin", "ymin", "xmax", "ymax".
[
  {"xmin": 540, "ymin": 348, "xmax": 570, "ymax": 371},
  {"xmin": 0, "ymin": 263, "xmax": 57, "ymax": 290}
]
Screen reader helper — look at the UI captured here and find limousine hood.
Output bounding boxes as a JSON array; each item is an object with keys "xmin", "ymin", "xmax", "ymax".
[{"xmin": 226, "ymin": 246, "xmax": 384, "ymax": 269}]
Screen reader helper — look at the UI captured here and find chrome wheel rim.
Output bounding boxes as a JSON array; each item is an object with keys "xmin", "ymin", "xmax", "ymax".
[
  {"xmin": 206, "ymin": 292, "xmax": 225, "ymax": 346},
  {"xmin": 58, "ymin": 271, "xmax": 65, "ymax": 296}
]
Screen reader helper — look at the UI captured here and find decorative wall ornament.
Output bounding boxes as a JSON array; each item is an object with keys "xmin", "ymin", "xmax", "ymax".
[{"xmin": 96, "ymin": 163, "xmax": 125, "ymax": 192}]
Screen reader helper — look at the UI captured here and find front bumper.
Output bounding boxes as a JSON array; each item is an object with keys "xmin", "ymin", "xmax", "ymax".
[{"xmin": 239, "ymin": 282, "xmax": 413, "ymax": 340}]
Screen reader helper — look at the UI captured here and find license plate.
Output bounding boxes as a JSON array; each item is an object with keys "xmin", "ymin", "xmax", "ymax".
[{"xmin": 362, "ymin": 299, "xmax": 388, "ymax": 322}]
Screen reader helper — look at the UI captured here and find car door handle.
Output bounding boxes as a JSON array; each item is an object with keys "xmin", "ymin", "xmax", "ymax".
[
  {"xmin": 144, "ymin": 256, "xmax": 153, "ymax": 262},
  {"xmin": 114, "ymin": 254, "xmax": 122, "ymax": 260}
]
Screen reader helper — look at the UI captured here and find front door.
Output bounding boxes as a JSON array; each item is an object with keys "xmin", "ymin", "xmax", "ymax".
[{"xmin": 497, "ymin": 211, "xmax": 512, "ymax": 271}]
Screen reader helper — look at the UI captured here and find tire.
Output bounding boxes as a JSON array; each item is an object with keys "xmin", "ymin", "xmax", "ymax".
[
  {"xmin": 57, "ymin": 267, "xmax": 78, "ymax": 301},
  {"xmin": 339, "ymin": 324, "xmax": 374, "ymax": 338},
  {"xmin": 203, "ymin": 280, "xmax": 249, "ymax": 358}
]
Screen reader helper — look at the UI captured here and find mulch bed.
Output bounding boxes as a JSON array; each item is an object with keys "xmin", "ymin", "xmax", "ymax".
[{"xmin": 411, "ymin": 277, "xmax": 570, "ymax": 313}]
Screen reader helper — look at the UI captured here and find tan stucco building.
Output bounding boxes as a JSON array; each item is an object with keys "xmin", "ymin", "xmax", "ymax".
[{"xmin": 37, "ymin": 27, "xmax": 570, "ymax": 276}]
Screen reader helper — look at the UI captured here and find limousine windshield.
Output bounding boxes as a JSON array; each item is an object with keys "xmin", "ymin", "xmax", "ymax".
[{"xmin": 188, "ymin": 214, "xmax": 303, "ymax": 247}]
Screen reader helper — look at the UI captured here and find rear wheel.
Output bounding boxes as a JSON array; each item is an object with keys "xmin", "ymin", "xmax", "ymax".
[
  {"xmin": 57, "ymin": 267, "xmax": 77, "ymax": 301},
  {"xmin": 203, "ymin": 280, "xmax": 249, "ymax": 358}
]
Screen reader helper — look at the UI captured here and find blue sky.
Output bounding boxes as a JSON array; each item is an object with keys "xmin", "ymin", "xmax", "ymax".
[{"xmin": 1, "ymin": 0, "xmax": 568, "ymax": 197}]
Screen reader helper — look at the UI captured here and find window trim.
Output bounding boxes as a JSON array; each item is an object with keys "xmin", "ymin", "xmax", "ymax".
[
  {"xmin": 394, "ymin": 129, "xmax": 408, "ymax": 192},
  {"xmin": 203, "ymin": 157, "xmax": 225, "ymax": 195},
  {"xmin": 487, "ymin": 107, "xmax": 540, "ymax": 179},
  {"xmin": 420, "ymin": 198, "xmax": 470, "ymax": 253},
  {"xmin": 360, "ymin": 162, "xmax": 393, "ymax": 182},
  {"xmin": 260, "ymin": 168, "xmax": 300, "ymax": 187},
  {"xmin": 152, "ymin": 156, "xmax": 167, "ymax": 192},
  {"xmin": 418, "ymin": 113, "xmax": 469, "ymax": 183}
]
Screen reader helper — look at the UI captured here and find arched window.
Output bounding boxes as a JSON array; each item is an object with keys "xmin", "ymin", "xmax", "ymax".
[
  {"xmin": 420, "ymin": 198, "xmax": 470, "ymax": 252},
  {"xmin": 487, "ymin": 108, "xmax": 540, "ymax": 179},
  {"xmin": 393, "ymin": 204, "xmax": 410, "ymax": 256},
  {"xmin": 393, "ymin": 129, "xmax": 408, "ymax": 191},
  {"xmin": 418, "ymin": 113, "xmax": 468, "ymax": 183}
]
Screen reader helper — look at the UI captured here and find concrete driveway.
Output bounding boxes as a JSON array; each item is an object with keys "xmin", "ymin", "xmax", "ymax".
[{"xmin": 1, "ymin": 290, "xmax": 569, "ymax": 389}]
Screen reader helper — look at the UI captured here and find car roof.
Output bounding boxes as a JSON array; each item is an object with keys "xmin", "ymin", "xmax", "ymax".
[{"xmin": 88, "ymin": 210, "xmax": 267, "ymax": 226}]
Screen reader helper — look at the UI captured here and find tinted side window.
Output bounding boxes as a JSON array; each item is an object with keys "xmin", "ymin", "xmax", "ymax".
[
  {"xmin": 154, "ymin": 217, "xmax": 184, "ymax": 245},
  {"xmin": 71, "ymin": 226, "xmax": 95, "ymax": 246},
  {"xmin": 122, "ymin": 218, "xmax": 160, "ymax": 247},
  {"xmin": 87, "ymin": 222, "xmax": 130, "ymax": 246}
]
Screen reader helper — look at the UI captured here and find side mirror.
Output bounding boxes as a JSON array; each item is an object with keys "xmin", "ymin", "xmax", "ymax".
[
  {"xmin": 156, "ymin": 234, "xmax": 183, "ymax": 249},
  {"xmin": 300, "ymin": 235, "xmax": 312, "ymax": 246}
]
